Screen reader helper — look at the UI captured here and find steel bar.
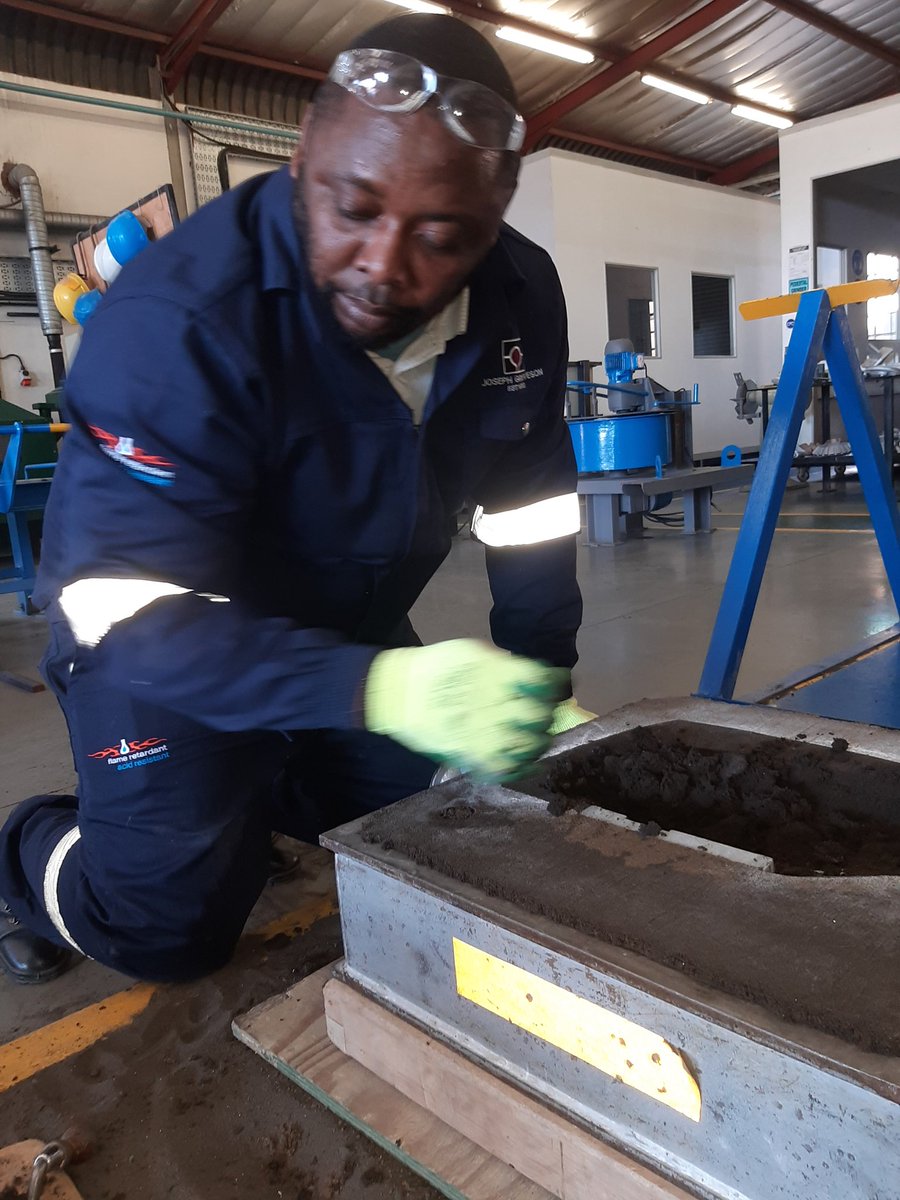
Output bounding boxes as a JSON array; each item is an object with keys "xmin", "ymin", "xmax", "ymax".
[
  {"xmin": 765, "ymin": 0, "xmax": 900, "ymax": 70},
  {"xmin": 158, "ymin": 0, "xmax": 237, "ymax": 92},
  {"xmin": 708, "ymin": 143, "xmax": 780, "ymax": 187}
]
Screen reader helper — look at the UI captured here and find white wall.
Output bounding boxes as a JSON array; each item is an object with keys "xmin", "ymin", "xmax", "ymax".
[
  {"xmin": 507, "ymin": 149, "xmax": 782, "ymax": 456},
  {"xmin": 0, "ymin": 73, "xmax": 172, "ymax": 405},
  {"xmin": 780, "ymin": 93, "xmax": 900, "ymax": 355}
]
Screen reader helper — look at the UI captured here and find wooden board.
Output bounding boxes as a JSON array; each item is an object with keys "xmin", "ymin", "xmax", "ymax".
[
  {"xmin": 0, "ymin": 1140, "xmax": 83, "ymax": 1199},
  {"xmin": 233, "ymin": 965, "xmax": 694, "ymax": 1200},
  {"xmin": 233, "ymin": 965, "xmax": 551, "ymax": 1200}
]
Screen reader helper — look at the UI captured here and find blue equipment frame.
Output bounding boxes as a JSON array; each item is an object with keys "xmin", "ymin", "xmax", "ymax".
[
  {"xmin": 698, "ymin": 289, "xmax": 900, "ymax": 700},
  {"xmin": 0, "ymin": 422, "xmax": 57, "ymax": 614}
]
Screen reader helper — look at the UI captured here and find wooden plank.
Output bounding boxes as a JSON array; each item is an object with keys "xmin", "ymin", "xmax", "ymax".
[
  {"xmin": 232, "ymin": 965, "xmax": 550, "ymax": 1200},
  {"xmin": 324, "ymin": 978, "xmax": 696, "ymax": 1200},
  {"xmin": 73, "ymin": 189, "xmax": 178, "ymax": 291},
  {"xmin": 739, "ymin": 277, "xmax": 899, "ymax": 321},
  {"xmin": 0, "ymin": 671, "xmax": 45, "ymax": 693}
]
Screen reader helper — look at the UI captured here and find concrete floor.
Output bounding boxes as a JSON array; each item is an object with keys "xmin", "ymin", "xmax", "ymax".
[{"xmin": 0, "ymin": 475, "xmax": 896, "ymax": 1197}]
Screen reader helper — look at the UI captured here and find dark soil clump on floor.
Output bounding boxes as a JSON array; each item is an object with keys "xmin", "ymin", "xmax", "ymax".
[{"xmin": 521, "ymin": 721, "xmax": 900, "ymax": 875}]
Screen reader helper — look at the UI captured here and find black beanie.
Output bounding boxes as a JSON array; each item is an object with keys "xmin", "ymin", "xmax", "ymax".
[{"xmin": 345, "ymin": 13, "xmax": 518, "ymax": 109}]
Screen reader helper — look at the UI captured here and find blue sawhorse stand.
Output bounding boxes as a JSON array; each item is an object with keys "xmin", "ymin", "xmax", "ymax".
[{"xmin": 698, "ymin": 287, "xmax": 900, "ymax": 703}]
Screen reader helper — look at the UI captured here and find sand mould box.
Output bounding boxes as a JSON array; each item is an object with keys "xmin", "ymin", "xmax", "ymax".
[
  {"xmin": 521, "ymin": 721, "xmax": 900, "ymax": 876},
  {"xmin": 359, "ymin": 721, "xmax": 900, "ymax": 1055}
]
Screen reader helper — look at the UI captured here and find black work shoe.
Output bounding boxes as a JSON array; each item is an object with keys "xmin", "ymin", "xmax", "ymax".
[{"xmin": 0, "ymin": 902, "xmax": 74, "ymax": 984}]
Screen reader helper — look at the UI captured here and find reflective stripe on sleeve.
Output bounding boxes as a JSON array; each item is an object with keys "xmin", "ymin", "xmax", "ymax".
[
  {"xmin": 58, "ymin": 578, "xmax": 217, "ymax": 647},
  {"xmin": 471, "ymin": 492, "xmax": 581, "ymax": 547},
  {"xmin": 43, "ymin": 826, "xmax": 84, "ymax": 953}
]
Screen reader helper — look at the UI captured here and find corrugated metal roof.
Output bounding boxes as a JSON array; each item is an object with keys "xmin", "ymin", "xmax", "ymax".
[
  {"xmin": 0, "ymin": 6, "xmax": 156, "ymax": 96},
  {"xmin": 4, "ymin": 0, "xmax": 899, "ymax": 189},
  {"xmin": 0, "ymin": 8, "xmax": 317, "ymax": 119}
]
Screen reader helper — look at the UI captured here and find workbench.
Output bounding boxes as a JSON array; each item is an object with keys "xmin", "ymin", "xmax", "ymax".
[{"xmin": 577, "ymin": 464, "xmax": 754, "ymax": 545}]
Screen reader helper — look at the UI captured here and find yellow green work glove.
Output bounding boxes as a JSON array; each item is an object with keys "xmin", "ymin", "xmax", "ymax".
[
  {"xmin": 364, "ymin": 638, "xmax": 568, "ymax": 783},
  {"xmin": 548, "ymin": 697, "xmax": 598, "ymax": 736}
]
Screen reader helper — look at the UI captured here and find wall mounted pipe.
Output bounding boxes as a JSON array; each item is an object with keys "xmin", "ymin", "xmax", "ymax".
[
  {"xmin": 0, "ymin": 208, "xmax": 107, "ymax": 230},
  {"xmin": 5, "ymin": 163, "xmax": 66, "ymax": 385}
]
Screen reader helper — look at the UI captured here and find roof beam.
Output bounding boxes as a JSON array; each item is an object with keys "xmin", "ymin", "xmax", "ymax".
[
  {"xmin": 440, "ymin": 1, "xmax": 790, "ymax": 129},
  {"xmin": 191, "ymin": 44, "xmax": 325, "ymax": 83},
  {"xmin": 707, "ymin": 143, "xmax": 779, "ymax": 186},
  {"xmin": 0, "ymin": 0, "xmax": 168, "ymax": 44},
  {"xmin": 546, "ymin": 126, "xmax": 714, "ymax": 174},
  {"xmin": 523, "ymin": 0, "xmax": 750, "ymax": 150},
  {"xmin": 1, "ymin": 0, "xmax": 326, "ymax": 83},
  {"xmin": 764, "ymin": 0, "xmax": 900, "ymax": 71},
  {"xmin": 4, "ymin": 1, "xmax": 788, "ymax": 133},
  {"xmin": 158, "ymin": 0, "xmax": 237, "ymax": 92}
]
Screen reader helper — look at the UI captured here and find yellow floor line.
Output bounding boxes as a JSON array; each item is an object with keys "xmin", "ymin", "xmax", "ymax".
[
  {"xmin": 0, "ymin": 984, "xmax": 155, "ymax": 1094},
  {"xmin": 0, "ymin": 894, "xmax": 337, "ymax": 1091},
  {"xmin": 257, "ymin": 894, "xmax": 337, "ymax": 942},
  {"xmin": 714, "ymin": 526, "xmax": 870, "ymax": 534}
]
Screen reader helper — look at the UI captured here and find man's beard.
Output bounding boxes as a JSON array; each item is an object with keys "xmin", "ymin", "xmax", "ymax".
[{"xmin": 291, "ymin": 172, "xmax": 427, "ymax": 350}]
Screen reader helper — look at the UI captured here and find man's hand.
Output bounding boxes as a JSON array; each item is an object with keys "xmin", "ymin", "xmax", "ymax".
[
  {"xmin": 364, "ymin": 639, "xmax": 568, "ymax": 782},
  {"xmin": 548, "ymin": 697, "xmax": 598, "ymax": 736}
]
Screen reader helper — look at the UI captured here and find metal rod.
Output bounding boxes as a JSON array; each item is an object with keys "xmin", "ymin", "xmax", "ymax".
[
  {"xmin": 0, "ymin": 208, "xmax": 107, "ymax": 229},
  {"xmin": 0, "ymin": 80, "xmax": 298, "ymax": 141}
]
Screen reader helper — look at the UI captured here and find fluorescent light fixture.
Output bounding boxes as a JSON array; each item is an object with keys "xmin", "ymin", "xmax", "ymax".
[
  {"xmin": 382, "ymin": 0, "xmax": 450, "ymax": 13},
  {"xmin": 500, "ymin": 1, "xmax": 592, "ymax": 39},
  {"xmin": 641, "ymin": 74, "xmax": 711, "ymax": 105},
  {"xmin": 735, "ymin": 83, "xmax": 792, "ymax": 112},
  {"xmin": 731, "ymin": 103, "xmax": 793, "ymax": 130},
  {"xmin": 496, "ymin": 26, "xmax": 595, "ymax": 64}
]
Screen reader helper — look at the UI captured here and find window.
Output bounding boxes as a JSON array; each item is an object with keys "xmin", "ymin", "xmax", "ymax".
[
  {"xmin": 816, "ymin": 245, "xmax": 845, "ymax": 289},
  {"xmin": 691, "ymin": 274, "xmax": 733, "ymax": 357},
  {"xmin": 867, "ymin": 252, "xmax": 899, "ymax": 341},
  {"xmin": 605, "ymin": 264, "xmax": 659, "ymax": 357}
]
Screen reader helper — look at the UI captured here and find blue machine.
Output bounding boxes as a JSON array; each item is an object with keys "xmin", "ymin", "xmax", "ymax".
[
  {"xmin": 567, "ymin": 338, "xmax": 696, "ymax": 476},
  {"xmin": 0, "ymin": 422, "xmax": 60, "ymax": 614},
  {"xmin": 569, "ymin": 411, "xmax": 670, "ymax": 473},
  {"xmin": 564, "ymin": 340, "xmax": 754, "ymax": 546}
]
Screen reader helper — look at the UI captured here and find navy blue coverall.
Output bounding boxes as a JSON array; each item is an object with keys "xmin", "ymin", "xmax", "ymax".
[{"xmin": 0, "ymin": 167, "xmax": 582, "ymax": 981}]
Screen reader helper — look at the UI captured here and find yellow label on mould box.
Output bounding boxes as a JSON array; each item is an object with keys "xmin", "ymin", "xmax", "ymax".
[{"xmin": 452, "ymin": 938, "xmax": 701, "ymax": 1122}]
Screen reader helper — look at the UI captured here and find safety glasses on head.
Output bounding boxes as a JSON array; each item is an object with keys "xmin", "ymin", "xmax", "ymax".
[{"xmin": 328, "ymin": 48, "xmax": 526, "ymax": 153}]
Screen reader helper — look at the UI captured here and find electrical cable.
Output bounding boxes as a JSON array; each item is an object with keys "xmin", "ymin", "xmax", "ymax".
[
  {"xmin": 159, "ymin": 91, "xmax": 231, "ymax": 151},
  {"xmin": 169, "ymin": 100, "xmax": 297, "ymax": 152},
  {"xmin": 0, "ymin": 353, "xmax": 27, "ymax": 371}
]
